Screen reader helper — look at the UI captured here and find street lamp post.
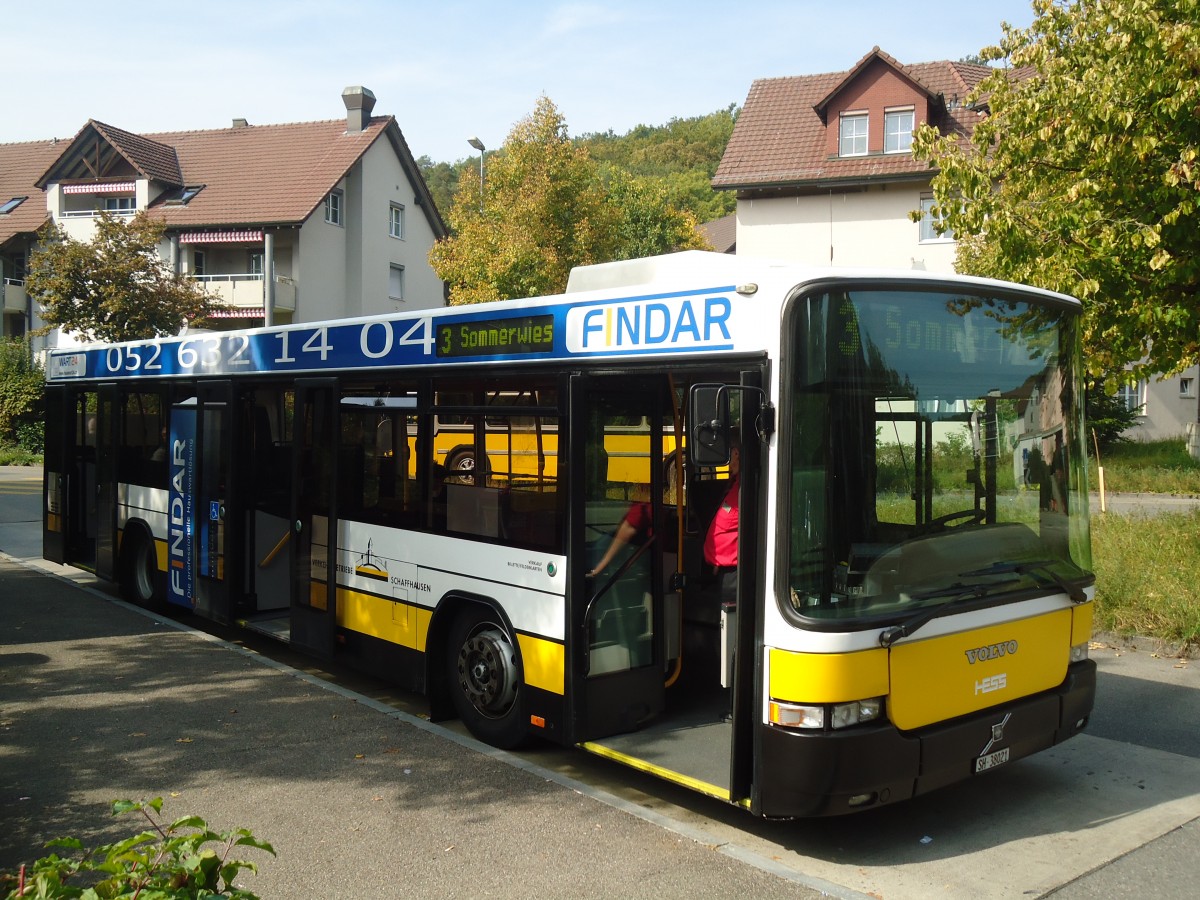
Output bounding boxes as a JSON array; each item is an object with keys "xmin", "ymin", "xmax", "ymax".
[{"xmin": 467, "ymin": 136, "xmax": 485, "ymax": 210}]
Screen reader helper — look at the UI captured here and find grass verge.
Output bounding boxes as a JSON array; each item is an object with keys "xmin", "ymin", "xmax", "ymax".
[
  {"xmin": 1091, "ymin": 508, "xmax": 1200, "ymax": 652},
  {"xmin": 1096, "ymin": 438, "xmax": 1200, "ymax": 494}
]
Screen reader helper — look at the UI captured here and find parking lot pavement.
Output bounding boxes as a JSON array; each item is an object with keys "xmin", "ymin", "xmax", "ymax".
[{"xmin": 0, "ymin": 553, "xmax": 828, "ymax": 899}]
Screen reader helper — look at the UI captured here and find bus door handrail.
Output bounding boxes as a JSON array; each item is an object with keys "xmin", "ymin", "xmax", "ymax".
[{"xmin": 583, "ymin": 533, "xmax": 658, "ymax": 624}]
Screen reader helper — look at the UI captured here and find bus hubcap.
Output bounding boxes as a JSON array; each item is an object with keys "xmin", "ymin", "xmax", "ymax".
[{"xmin": 458, "ymin": 627, "xmax": 517, "ymax": 716}]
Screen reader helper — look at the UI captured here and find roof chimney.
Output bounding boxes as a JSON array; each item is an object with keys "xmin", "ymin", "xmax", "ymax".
[
  {"xmin": 232, "ymin": 118, "xmax": 249, "ymax": 128},
  {"xmin": 342, "ymin": 86, "xmax": 377, "ymax": 133}
]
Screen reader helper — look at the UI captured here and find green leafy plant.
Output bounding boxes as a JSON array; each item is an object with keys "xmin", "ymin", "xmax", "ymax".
[
  {"xmin": 1, "ymin": 798, "xmax": 274, "ymax": 899},
  {"xmin": 0, "ymin": 337, "xmax": 44, "ymax": 451}
]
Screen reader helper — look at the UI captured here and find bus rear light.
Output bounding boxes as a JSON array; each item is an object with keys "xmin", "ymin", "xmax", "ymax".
[
  {"xmin": 1069, "ymin": 642, "xmax": 1089, "ymax": 664},
  {"xmin": 769, "ymin": 701, "xmax": 824, "ymax": 729}
]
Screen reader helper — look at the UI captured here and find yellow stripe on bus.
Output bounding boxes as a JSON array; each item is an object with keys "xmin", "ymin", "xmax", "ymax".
[
  {"xmin": 516, "ymin": 633, "xmax": 565, "ymax": 695},
  {"xmin": 304, "ymin": 584, "xmax": 565, "ymax": 696},
  {"xmin": 578, "ymin": 740, "xmax": 730, "ymax": 802},
  {"xmin": 768, "ymin": 647, "xmax": 889, "ymax": 704},
  {"xmin": 1071, "ymin": 601, "xmax": 1093, "ymax": 646}
]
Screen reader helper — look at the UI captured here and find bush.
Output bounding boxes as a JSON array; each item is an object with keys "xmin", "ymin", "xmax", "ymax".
[
  {"xmin": 1085, "ymin": 377, "xmax": 1140, "ymax": 453},
  {"xmin": 0, "ymin": 798, "xmax": 274, "ymax": 899},
  {"xmin": 0, "ymin": 337, "xmax": 44, "ymax": 450}
]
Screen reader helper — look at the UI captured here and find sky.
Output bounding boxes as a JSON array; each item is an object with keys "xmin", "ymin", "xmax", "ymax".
[{"xmin": 3, "ymin": 1, "xmax": 1037, "ymax": 165}]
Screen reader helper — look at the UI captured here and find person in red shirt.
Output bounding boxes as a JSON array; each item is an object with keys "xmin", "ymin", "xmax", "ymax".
[
  {"xmin": 589, "ymin": 499, "xmax": 652, "ymax": 578},
  {"xmin": 703, "ymin": 436, "xmax": 740, "ymax": 604}
]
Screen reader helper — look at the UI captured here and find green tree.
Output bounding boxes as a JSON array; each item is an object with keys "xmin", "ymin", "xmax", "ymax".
[
  {"xmin": 430, "ymin": 96, "xmax": 707, "ymax": 304},
  {"xmin": 911, "ymin": 0, "xmax": 1200, "ymax": 379},
  {"xmin": 602, "ymin": 167, "xmax": 709, "ymax": 261},
  {"xmin": 28, "ymin": 212, "xmax": 223, "ymax": 343},
  {"xmin": 0, "ymin": 336, "xmax": 43, "ymax": 451}
]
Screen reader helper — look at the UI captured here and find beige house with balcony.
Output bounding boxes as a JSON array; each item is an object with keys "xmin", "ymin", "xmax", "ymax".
[{"xmin": 0, "ymin": 86, "xmax": 446, "ymax": 347}]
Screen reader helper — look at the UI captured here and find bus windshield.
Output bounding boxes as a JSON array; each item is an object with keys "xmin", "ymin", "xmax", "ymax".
[{"xmin": 786, "ymin": 287, "xmax": 1092, "ymax": 624}]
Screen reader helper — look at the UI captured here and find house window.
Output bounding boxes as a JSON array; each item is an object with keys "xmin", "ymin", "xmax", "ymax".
[
  {"xmin": 839, "ymin": 113, "xmax": 868, "ymax": 157},
  {"xmin": 919, "ymin": 196, "xmax": 955, "ymax": 243},
  {"xmin": 389, "ymin": 264, "xmax": 405, "ymax": 301},
  {"xmin": 389, "ymin": 202, "xmax": 405, "ymax": 239},
  {"xmin": 103, "ymin": 196, "xmax": 136, "ymax": 214},
  {"xmin": 1180, "ymin": 377, "xmax": 1195, "ymax": 399},
  {"xmin": 885, "ymin": 108, "xmax": 915, "ymax": 153},
  {"xmin": 193, "ymin": 250, "xmax": 206, "ymax": 277},
  {"xmin": 325, "ymin": 190, "xmax": 343, "ymax": 226},
  {"xmin": 1116, "ymin": 380, "xmax": 1146, "ymax": 414},
  {"xmin": 249, "ymin": 253, "xmax": 263, "ymax": 277},
  {"xmin": 0, "ymin": 196, "xmax": 26, "ymax": 214}
]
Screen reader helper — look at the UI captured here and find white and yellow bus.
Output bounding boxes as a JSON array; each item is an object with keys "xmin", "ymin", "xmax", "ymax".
[{"xmin": 42, "ymin": 251, "xmax": 1095, "ymax": 818}]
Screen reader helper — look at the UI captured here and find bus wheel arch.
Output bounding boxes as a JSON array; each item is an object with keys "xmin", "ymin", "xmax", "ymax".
[
  {"xmin": 440, "ymin": 595, "xmax": 528, "ymax": 749},
  {"xmin": 119, "ymin": 521, "xmax": 162, "ymax": 609}
]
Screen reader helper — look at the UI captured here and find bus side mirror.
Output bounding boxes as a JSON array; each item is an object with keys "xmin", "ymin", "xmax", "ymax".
[{"xmin": 688, "ymin": 383, "xmax": 730, "ymax": 466}]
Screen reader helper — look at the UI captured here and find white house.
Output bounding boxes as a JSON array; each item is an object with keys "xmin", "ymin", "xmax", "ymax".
[{"xmin": 0, "ymin": 86, "xmax": 447, "ymax": 347}]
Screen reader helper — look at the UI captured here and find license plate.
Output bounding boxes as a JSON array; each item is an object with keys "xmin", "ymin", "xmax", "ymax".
[{"xmin": 975, "ymin": 747, "xmax": 1010, "ymax": 773}]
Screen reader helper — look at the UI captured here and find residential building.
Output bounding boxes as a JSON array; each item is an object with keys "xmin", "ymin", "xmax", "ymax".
[
  {"xmin": 0, "ymin": 86, "xmax": 446, "ymax": 347},
  {"xmin": 713, "ymin": 47, "xmax": 1198, "ymax": 444},
  {"xmin": 713, "ymin": 47, "xmax": 987, "ymax": 271}
]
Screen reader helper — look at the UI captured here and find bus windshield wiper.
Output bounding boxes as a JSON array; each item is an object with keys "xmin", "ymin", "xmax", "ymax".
[
  {"xmin": 878, "ymin": 579, "xmax": 1019, "ymax": 648},
  {"xmin": 959, "ymin": 560, "xmax": 1088, "ymax": 603}
]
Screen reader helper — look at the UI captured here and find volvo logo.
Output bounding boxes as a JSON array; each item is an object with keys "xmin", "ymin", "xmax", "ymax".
[{"xmin": 965, "ymin": 640, "xmax": 1018, "ymax": 664}]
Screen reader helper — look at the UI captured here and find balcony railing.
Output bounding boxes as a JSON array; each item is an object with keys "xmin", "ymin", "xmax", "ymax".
[
  {"xmin": 191, "ymin": 273, "xmax": 296, "ymax": 311},
  {"xmin": 60, "ymin": 209, "xmax": 137, "ymax": 218},
  {"xmin": 3, "ymin": 277, "xmax": 27, "ymax": 313}
]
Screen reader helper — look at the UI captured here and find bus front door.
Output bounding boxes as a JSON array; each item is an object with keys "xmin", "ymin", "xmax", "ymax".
[
  {"xmin": 291, "ymin": 378, "xmax": 338, "ymax": 659},
  {"xmin": 569, "ymin": 377, "xmax": 667, "ymax": 741}
]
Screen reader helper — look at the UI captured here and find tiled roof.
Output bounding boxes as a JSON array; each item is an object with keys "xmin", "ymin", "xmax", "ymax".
[
  {"xmin": 91, "ymin": 121, "xmax": 184, "ymax": 185},
  {"xmin": 3, "ymin": 111, "xmax": 445, "ymax": 243},
  {"xmin": 697, "ymin": 213, "xmax": 736, "ymax": 253},
  {"xmin": 0, "ymin": 139, "xmax": 59, "ymax": 248},
  {"xmin": 138, "ymin": 117, "xmax": 395, "ymax": 228},
  {"xmin": 713, "ymin": 51, "xmax": 991, "ymax": 191}
]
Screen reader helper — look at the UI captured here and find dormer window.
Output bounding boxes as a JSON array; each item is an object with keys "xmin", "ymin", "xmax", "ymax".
[
  {"xmin": 885, "ymin": 108, "xmax": 915, "ymax": 153},
  {"xmin": 164, "ymin": 185, "xmax": 205, "ymax": 206},
  {"xmin": 839, "ymin": 112, "xmax": 868, "ymax": 157}
]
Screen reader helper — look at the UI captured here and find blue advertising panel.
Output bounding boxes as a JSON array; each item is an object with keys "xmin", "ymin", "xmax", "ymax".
[
  {"xmin": 166, "ymin": 408, "xmax": 197, "ymax": 608},
  {"xmin": 44, "ymin": 285, "xmax": 740, "ymax": 383}
]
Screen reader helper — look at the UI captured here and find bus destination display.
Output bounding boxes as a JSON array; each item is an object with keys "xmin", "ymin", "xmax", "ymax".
[{"xmin": 437, "ymin": 314, "xmax": 555, "ymax": 358}]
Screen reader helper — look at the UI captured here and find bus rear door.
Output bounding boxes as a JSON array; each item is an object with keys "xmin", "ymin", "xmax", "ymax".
[{"xmin": 291, "ymin": 378, "xmax": 339, "ymax": 659}]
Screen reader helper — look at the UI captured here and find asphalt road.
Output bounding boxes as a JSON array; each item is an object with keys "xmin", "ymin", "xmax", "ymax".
[{"xmin": 2, "ymin": 465, "xmax": 1198, "ymax": 898}]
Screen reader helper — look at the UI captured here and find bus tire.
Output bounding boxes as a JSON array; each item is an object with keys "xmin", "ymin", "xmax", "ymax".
[
  {"xmin": 121, "ymin": 526, "xmax": 161, "ymax": 609},
  {"xmin": 446, "ymin": 605, "xmax": 527, "ymax": 749},
  {"xmin": 446, "ymin": 448, "xmax": 477, "ymax": 482}
]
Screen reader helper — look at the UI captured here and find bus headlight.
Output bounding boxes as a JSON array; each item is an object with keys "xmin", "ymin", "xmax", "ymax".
[
  {"xmin": 831, "ymin": 697, "xmax": 883, "ymax": 730},
  {"xmin": 1070, "ymin": 641, "xmax": 1090, "ymax": 664},
  {"xmin": 768, "ymin": 697, "xmax": 884, "ymax": 730}
]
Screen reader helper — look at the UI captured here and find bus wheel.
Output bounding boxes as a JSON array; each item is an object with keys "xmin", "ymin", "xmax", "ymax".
[
  {"xmin": 447, "ymin": 606, "xmax": 527, "ymax": 748},
  {"xmin": 446, "ymin": 449, "xmax": 477, "ymax": 483},
  {"xmin": 121, "ymin": 528, "xmax": 160, "ymax": 608}
]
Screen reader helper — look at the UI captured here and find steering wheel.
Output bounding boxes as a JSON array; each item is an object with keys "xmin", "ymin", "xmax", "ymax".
[{"xmin": 930, "ymin": 508, "xmax": 984, "ymax": 529}]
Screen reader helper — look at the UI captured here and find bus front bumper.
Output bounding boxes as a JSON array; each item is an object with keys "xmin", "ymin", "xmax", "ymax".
[{"xmin": 756, "ymin": 659, "xmax": 1096, "ymax": 818}]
